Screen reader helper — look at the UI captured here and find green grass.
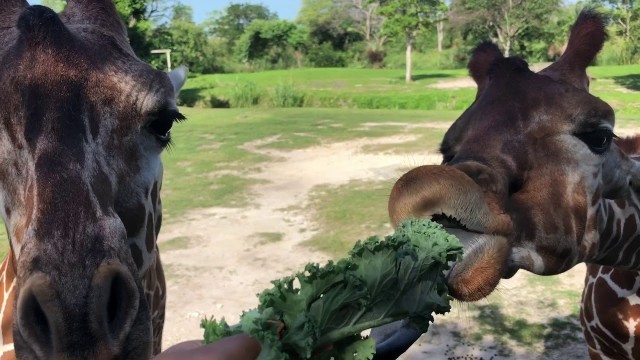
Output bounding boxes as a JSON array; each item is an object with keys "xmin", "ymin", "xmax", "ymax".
[
  {"xmin": 180, "ymin": 68, "xmax": 474, "ymax": 111},
  {"xmin": 302, "ymin": 180, "xmax": 394, "ymax": 257},
  {"xmin": 180, "ymin": 64, "xmax": 640, "ymax": 117}
]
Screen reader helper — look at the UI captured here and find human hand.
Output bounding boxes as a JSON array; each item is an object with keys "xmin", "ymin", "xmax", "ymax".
[{"xmin": 154, "ymin": 334, "xmax": 261, "ymax": 360}]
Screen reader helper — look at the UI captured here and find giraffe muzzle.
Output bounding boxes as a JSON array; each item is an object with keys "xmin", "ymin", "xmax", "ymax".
[
  {"xmin": 15, "ymin": 261, "xmax": 141, "ymax": 359},
  {"xmin": 388, "ymin": 165, "xmax": 513, "ymax": 301}
]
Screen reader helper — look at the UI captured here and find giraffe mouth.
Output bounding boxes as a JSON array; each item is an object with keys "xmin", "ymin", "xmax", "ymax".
[
  {"xmin": 431, "ymin": 213, "xmax": 476, "ymax": 233},
  {"xmin": 388, "ymin": 165, "xmax": 515, "ymax": 302},
  {"xmin": 430, "ymin": 214, "xmax": 513, "ymax": 302}
]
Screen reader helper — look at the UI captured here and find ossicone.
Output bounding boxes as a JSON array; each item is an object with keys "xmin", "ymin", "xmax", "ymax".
[
  {"xmin": 17, "ymin": 5, "xmax": 70, "ymax": 44},
  {"xmin": 539, "ymin": 10, "xmax": 608, "ymax": 90},
  {"xmin": 467, "ymin": 42, "xmax": 503, "ymax": 94}
]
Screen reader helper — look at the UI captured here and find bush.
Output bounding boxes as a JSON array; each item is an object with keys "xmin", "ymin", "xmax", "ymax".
[
  {"xmin": 598, "ymin": 39, "xmax": 640, "ymax": 66},
  {"xmin": 307, "ymin": 42, "xmax": 347, "ymax": 67},
  {"xmin": 271, "ymin": 82, "xmax": 305, "ymax": 108},
  {"xmin": 228, "ymin": 79, "xmax": 264, "ymax": 107},
  {"xmin": 365, "ymin": 49, "xmax": 386, "ymax": 68}
]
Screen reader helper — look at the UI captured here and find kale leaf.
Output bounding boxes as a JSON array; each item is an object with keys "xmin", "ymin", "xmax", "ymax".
[{"xmin": 201, "ymin": 218, "xmax": 462, "ymax": 359}]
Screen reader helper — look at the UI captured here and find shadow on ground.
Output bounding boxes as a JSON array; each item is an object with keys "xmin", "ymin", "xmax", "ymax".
[
  {"xmin": 417, "ymin": 303, "xmax": 586, "ymax": 359},
  {"xmin": 613, "ymin": 74, "xmax": 640, "ymax": 91},
  {"xmin": 400, "ymin": 73, "xmax": 454, "ymax": 82},
  {"xmin": 179, "ymin": 88, "xmax": 230, "ymax": 108},
  {"xmin": 467, "ymin": 304, "xmax": 584, "ymax": 359}
]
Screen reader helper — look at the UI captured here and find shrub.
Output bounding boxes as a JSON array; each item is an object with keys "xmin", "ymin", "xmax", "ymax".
[
  {"xmin": 365, "ymin": 49, "xmax": 386, "ymax": 69},
  {"xmin": 228, "ymin": 79, "xmax": 264, "ymax": 107},
  {"xmin": 598, "ymin": 39, "xmax": 640, "ymax": 66},
  {"xmin": 307, "ymin": 42, "xmax": 346, "ymax": 68},
  {"xmin": 271, "ymin": 82, "xmax": 305, "ymax": 108}
]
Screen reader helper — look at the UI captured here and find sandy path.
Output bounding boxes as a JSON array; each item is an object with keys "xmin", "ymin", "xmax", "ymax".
[{"xmin": 159, "ymin": 134, "xmax": 442, "ymax": 347}]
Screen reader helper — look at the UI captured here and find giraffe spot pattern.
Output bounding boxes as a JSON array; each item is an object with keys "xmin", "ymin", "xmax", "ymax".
[
  {"xmin": 130, "ymin": 244, "xmax": 144, "ymax": 270},
  {"xmin": 118, "ymin": 201, "xmax": 146, "ymax": 239},
  {"xmin": 145, "ymin": 213, "xmax": 154, "ymax": 253}
]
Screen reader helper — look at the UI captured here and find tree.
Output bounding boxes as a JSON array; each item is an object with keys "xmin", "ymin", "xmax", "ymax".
[
  {"xmin": 451, "ymin": 0, "xmax": 560, "ymax": 57},
  {"xmin": 150, "ymin": 4, "xmax": 215, "ymax": 73},
  {"xmin": 433, "ymin": 2, "xmax": 448, "ymax": 52},
  {"xmin": 350, "ymin": 0, "xmax": 385, "ymax": 48},
  {"xmin": 208, "ymin": 4, "xmax": 277, "ymax": 51},
  {"xmin": 297, "ymin": 0, "xmax": 359, "ymax": 51},
  {"xmin": 585, "ymin": 0, "xmax": 640, "ymax": 64},
  {"xmin": 235, "ymin": 19, "xmax": 309, "ymax": 69},
  {"xmin": 374, "ymin": 0, "xmax": 445, "ymax": 82},
  {"xmin": 599, "ymin": 0, "xmax": 638, "ymax": 41}
]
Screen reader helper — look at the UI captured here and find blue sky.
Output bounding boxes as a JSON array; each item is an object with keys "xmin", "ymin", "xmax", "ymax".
[
  {"xmin": 189, "ymin": 1, "xmax": 302, "ymax": 24},
  {"xmin": 31, "ymin": 1, "xmax": 302, "ymax": 24}
]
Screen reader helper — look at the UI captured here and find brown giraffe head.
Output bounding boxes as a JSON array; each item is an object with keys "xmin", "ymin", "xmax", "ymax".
[
  {"xmin": 388, "ymin": 11, "xmax": 639, "ymax": 302},
  {"xmin": 0, "ymin": 1, "xmax": 185, "ymax": 358}
]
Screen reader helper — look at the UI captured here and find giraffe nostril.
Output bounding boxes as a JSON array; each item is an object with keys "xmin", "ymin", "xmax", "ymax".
[
  {"xmin": 90, "ymin": 262, "xmax": 139, "ymax": 351},
  {"xmin": 508, "ymin": 177, "xmax": 524, "ymax": 195},
  {"xmin": 16, "ymin": 273, "xmax": 59, "ymax": 359}
]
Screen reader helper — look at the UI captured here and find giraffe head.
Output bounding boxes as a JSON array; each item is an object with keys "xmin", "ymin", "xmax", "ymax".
[
  {"xmin": 388, "ymin": 11, "xmax": 638, "ymax": 301},
  {"xmin": 0, "ymin": 1, "xmax": 185, "ymax": 358}
]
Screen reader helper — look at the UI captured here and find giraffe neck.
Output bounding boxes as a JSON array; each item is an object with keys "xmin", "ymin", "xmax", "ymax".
[
  {"xmin": 589, "ymin": 157, "xmax": 640, "ymax": 269},
  {"xmin": 581, "ymin": 264, "xmax": 640, "ymax": 359},
  {"xmin": 0, "ymin": 252, "xmax": 16, "ymax": 359}
]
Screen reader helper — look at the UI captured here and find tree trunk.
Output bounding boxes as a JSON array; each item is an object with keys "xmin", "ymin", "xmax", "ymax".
[
  {"xmin": 405, "ymin": 37, "xmax": 413, "ymax": 83},
  {"xmin": 504, "ymin": 37, "xmax": 511, "ymax": 57},
  {"xmin": 294, "ymin": 50, "xmax": 303, "ymax": 69},
  {"xmin": 437, "ymin": 20, "xmax": 444, "ymax": 52}
]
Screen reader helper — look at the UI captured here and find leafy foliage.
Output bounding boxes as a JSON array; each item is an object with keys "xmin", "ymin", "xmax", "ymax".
[
  {"xmin": 148, "ymin": 4, "xmax": 216, "ymax": 73},
  {"xmin": 235, "ymin": 19, "xmax": 308, "ymax": 69},
  {"xmin": 201, "ymin": 218, "xmax": 463, "ymax": 359},
  {"xmin": 208, "ymin": 3, "xmax": 277, "ymax": 52},
  {"xmin": 450, "ymin": 0, "xmax": 561, "ymax": 57},
  {"xmin": 375, "ymin": 0, "xmax": 443, "ymax": 39}
]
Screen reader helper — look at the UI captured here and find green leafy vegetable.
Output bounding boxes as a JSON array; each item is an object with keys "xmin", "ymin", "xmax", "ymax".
[{"xmin": 201, "ymin": 218, "xmax": 462, "ymax": 359}]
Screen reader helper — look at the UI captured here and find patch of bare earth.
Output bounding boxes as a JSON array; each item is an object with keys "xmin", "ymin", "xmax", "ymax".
[{"xmin": 158, "ymin": 126, "xmax": 590, "ymax": 358}]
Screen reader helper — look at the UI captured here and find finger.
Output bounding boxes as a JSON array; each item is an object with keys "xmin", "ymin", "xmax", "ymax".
[{"xmin": 192, "ymin": 334, "xmax": 261, "ymax": 360}]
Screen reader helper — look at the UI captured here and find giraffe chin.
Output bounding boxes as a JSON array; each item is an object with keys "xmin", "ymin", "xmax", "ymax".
[{"xmin": 443, "ymin": 229, "xmax": 511, "ymax": 302}]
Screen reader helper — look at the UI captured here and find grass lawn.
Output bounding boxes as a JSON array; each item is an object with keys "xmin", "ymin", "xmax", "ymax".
[
  {"xmin": 180, "ymin": 67, "xmax": 475, "ymax": 110},
  {"xmin": 179, "ymin": 64, "xmax": 640, "ymax": 115}
]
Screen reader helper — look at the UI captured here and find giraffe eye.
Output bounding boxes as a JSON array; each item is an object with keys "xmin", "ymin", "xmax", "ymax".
[
  {"xmin": 148, "ymin": 117, "xmax": 173, "ymax": 139},
  {"xmin": 575, "ymin": 129, "xmax": 615, "ymax": 155},
  {"xmin": 146, "ymin": 108, "xmax": 186, "ymax": 146}
]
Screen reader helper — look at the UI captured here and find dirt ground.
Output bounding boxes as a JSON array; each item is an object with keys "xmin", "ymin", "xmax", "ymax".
[{"xmin": 157, "ymin": 124, "xmax": 614, "ymax": 358}]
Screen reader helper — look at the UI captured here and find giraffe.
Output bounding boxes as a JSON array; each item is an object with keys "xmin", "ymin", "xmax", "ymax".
[
  {"xmin": 373, "ymin": 10, "xmax": 640, "ymax": 360},
  {"xmin": 0, "ymin": 1, "xmax": 186, "ymax": 359}
]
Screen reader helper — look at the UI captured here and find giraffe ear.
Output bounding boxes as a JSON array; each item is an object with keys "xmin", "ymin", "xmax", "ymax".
[
  {"xmin": 468, "ymin": 42, "xmax": 504, "ymax": 95},
  {"xmin": 539, "ymin": 10, "xmax": 608, "ymax": 90},
  {"xmin": 168, "ymin": 66, "xmax": 188, "ymax": 96},
  {"xmin": 62, "ymin": 0, "xmax": 128, "ymax": 40}
]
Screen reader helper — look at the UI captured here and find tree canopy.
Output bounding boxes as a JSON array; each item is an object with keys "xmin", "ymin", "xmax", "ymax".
[{"xmin": 39, "ymin": 0, "xmax": 640, "ymax": 74}]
